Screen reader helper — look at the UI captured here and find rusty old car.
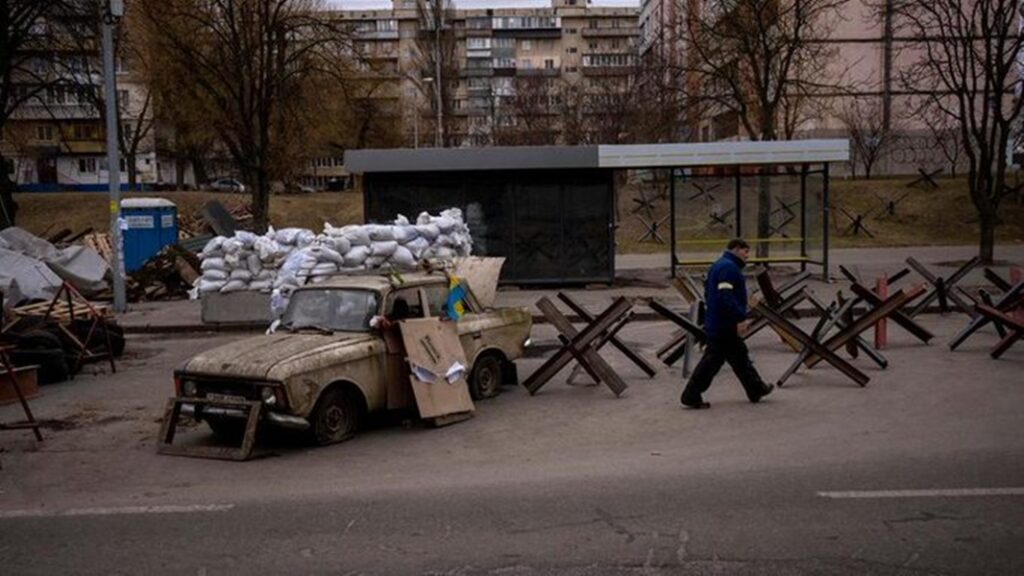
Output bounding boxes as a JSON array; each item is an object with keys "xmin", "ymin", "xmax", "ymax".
[{"xmin": 171, "ymin": 272, "xmax": 532, "ymax": 446}]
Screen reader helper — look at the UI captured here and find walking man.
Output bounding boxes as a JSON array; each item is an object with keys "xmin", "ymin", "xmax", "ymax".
[{"xmin": 680, "ymin": 238, "xmax": 774, "ymax": 409}]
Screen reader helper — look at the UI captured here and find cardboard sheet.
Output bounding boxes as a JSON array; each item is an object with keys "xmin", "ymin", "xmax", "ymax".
[
  {"xmin": 399, "ymin": 318, "xmax": 474, "ymax": 419},
  {"xmin": 453, "ymin": 256, "xmax": 505, "ymax": 309}
]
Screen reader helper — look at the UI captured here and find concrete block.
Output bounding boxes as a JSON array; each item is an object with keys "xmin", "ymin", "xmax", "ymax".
[{"xmin": 201, "ymin": 291, "xmax": 273, "ymax": 325}]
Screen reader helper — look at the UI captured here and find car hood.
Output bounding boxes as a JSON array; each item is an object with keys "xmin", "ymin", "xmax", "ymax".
[{"xmin": 182, "ymin": 331, "xmax": 377, "ymax": 380}]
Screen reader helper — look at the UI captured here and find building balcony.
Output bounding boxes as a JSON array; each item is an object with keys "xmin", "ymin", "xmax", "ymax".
[
  {"xmin": 491, "ymin": 28, "xmax": 562, "ymax": 39},
  {"xmin": 581, "ymin": 27, "xmax": 638, "ymax": 38},
  {"xmin": 460, "ymin": 68, "xmax": 494, "ymax": 78},
  {"xmin": 517, "ymin": 68, "xmax": 560, "ymax": 77},
  {"xmin": 356, "ymin": 30, "xmax": 399, "ymax": 40},
  {"xmin": 581, "ymin": 66, "xmax": 635, "ymax": 77}
]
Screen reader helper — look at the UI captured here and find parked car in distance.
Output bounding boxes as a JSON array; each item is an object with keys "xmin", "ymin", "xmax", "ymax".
[
  {"xmin": 207, "ymin": 178, "xmax": 246, "ymax": 193},
  {"xmin": 171, "ymin": 272, "xmax": 532, "ymax": 446}
]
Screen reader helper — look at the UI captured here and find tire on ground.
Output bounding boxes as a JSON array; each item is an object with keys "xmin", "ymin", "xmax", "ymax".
[
  {"xmin": 9, "ymin": 348, "xmax": 71, "ymax": 384},
  {"xmin": 308, "ymin": 385, "xmax": 363, "ymax": 446},
  {"xmin": 469, "ymin": 353, "xmax": 504, "ymax": 400}
]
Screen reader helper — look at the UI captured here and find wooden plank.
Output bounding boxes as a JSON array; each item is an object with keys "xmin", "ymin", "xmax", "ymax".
[
  {"xmin": 850, "ymin": 282, "xmax": 933, "ymax": 343},
  {"xmin": 557, "ymin": 292, "xmax": 657, "ymax": 378},
  {"xmin": 804, "ymin": 288, "xmax": 922, "ymax": 369},
  {"xmin": 399, "ymin": 318, "xmax": 475, "ymax": 419}
]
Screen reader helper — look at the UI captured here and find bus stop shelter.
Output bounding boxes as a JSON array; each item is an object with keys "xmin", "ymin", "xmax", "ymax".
[{"xmin": 345, "ymin": 140, "xmax": 849, "ymax": 284}]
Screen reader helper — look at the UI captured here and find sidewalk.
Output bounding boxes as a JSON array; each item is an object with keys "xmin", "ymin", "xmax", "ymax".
[{"xmin": 117, "ymin": 244, "xmax": 1024, "ymax": 333}]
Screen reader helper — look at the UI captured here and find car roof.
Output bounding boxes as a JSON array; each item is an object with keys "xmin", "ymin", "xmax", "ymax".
[{"xmin": 299, "ymin": 271, "xmax": 447, "ymax": 292}]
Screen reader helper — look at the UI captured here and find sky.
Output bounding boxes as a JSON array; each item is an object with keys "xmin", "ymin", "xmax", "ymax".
[{"xmin": 325, "ymin": 0, "xmax": 641, "ymax": 9}]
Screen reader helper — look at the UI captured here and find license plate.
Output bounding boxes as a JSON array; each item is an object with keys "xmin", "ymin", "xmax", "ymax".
[{"xmin": 206, "ymin": 393, "xmax": 247, "ymax": 403}]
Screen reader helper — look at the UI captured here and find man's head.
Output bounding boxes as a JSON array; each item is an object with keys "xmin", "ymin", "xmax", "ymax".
[{"xmin": 727, "ymin": 238, "xmax": 751, "ymax": 262}]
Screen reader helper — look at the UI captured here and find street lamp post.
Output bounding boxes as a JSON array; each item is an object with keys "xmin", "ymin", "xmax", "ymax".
[{"xmin": 103, "ymin": 0, "xmax": 126, "ymax": 313}]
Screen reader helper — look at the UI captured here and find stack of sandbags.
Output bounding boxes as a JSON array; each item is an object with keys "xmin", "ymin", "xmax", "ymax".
[{"xmin": 195, "ymin": 208, "xmax": 473, "ymax": 297}]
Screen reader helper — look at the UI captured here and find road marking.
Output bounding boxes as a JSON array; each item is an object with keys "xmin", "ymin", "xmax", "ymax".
[
  {"xmin": 818, "ymin": 488, "xmax": 1024, "ymax": 499},
  {"xmin": 0, "ymin": 504, "xmax": 235, "ymax": 519}
]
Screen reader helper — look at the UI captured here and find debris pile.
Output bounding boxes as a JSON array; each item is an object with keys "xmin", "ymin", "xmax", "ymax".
[{"xmin": 195, "ymin": 208, "xmax": 473, "ymax": 298}]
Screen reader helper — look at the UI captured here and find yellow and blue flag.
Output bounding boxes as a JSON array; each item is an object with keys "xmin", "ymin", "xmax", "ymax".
[{"xmin": 446, "ymin": 275, "xmax": 468, "ymax": 320}]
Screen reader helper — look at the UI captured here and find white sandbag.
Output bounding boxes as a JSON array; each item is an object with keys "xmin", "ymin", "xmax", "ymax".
[
  {"xmin": 201, "ymin": 237, "xmax": 225, "ymax": 257},
  {"xmin": 309, "ymin": 245, "xmax": 344, "ymax": 266},
  {"xmin": 198, "ymin": 279, "xmax": 227, "ymax": 293},
  {"xmin": 235, "ymin": 230, "xmax": 258, "ymax": 247},
  {"xmin": 256, "ymin": 269, "xmax": 276, "ymax": 281},
  {"xmin": 247, "ymin": 253, "xmax": 262, "ymax": 276},
  {"xmin": 255, "ymin": 236, "xmax": 284, "ymax": 262},
  {"xmin": 343, "ymin": 245, "xmax": 371, "ymax": 267},
  {"xmin": 414, "ymin": 223, "xmax": 440, "ymax": 241},
  {"xmin": 221, "ymin": 238, "xmax": 243, "ymax": 254},
  {"xmin": 432, "ymin": 216, "xmax": 457, "ymax": 234},
  {"xmin": 325, "ymin": 236, "xmax": 351, "ymax": 255},
  {"xmin": 435, "ymin": 234, "xmax": 454, "ymax": 248},
  {"xmin": 202, "ymin": 269, "xmax": 229, "ymax": 281},
  {"xmin": 405, "ymin": 236, "xmax": 430, "ymax": 259},
  {"xmin": 390, "ymin": 245, "xmax": 416, "ymax": 268},
  {"xmin": 201, "ymin": 257, "xmax": 227, "ymax": 271},
  {"xmin": 428, "ymin": 247, "xmax": 456, "ymax": 260},
  {"xmin": 370, "ymin": 241, "xmax": 398, "ymax": 258},
  {"xmin": 220, "ymin": 279, "xmax": 248, "ymax": 292},
  {"xmin": 294, "ymin": 229, "xmax": 316, "ymax": 247},
  {"xmin": 342, "ymin": 226, "xmax": 371, "ymax": 246},
  {"xmin": 249, "ymin": 280, "xmax": 273, "ymax": 291},
  {"xmin": 230, "ymin": 269, "xmax": 253, "ymax": 281},
  {"xmin": 368, "ymin": 225, "xmax": 396, "ymax": 242},
  {"xmin": 224, "ymin": 253, "xmax": 241, "ymax": 267},
  {"xmin": 365, "ymin": 255, "xmax": 388, "ymax": 268},
  {"xmin": 393, "ymin": 225, "xmax": 419, "ymax": 244},
  {"xmin": 416, "ymin": 211, "xmax": 432, "ymax": 226},
  {"xmin": 275, "ymin": 227, "xmax": 314, "ymax": 246}
]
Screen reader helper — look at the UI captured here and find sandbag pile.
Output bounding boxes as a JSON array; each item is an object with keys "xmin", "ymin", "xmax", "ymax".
[{"xmin": 195, "ymin": 208, "xmax": 472, "ymax": 296}]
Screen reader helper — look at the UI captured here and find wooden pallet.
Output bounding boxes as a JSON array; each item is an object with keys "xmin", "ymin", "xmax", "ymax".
[
  {"xmin": 11, "ymin": 299, "xmax": 112, "ymax": 324},
  {"xmin": 81, "ymin": 232, "xmax": 114, "ymax": 264}
]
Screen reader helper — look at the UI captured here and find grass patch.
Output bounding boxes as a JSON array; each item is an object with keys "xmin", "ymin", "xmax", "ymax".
[
  {"xmin": 616, "ymin": 175, "xmax": 1024, "ymax": 254},
  {"xmin": 13, "ymin": 190, "xmax": 365, "ymax": 238}
]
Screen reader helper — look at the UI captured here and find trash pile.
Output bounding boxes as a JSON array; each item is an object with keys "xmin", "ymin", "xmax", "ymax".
[
  {"xmin": 195, "ymin": 208, "xmax": 473, "ymax": 297},
  {"xmin": 0, "ymin": 227, "xmax": 111, "ymax": 310}
]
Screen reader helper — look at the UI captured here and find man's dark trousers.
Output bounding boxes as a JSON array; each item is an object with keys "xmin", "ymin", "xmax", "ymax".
[{"xmin": 683, "ymin": 332, "xmax": 769, "ymax": 403}]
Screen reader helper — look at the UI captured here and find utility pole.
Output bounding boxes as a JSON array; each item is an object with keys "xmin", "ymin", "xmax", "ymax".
[
  {"xmin": 103, "ymin": 0, "xmax": 126, "ymax": 313},
  {"xmin": 433, "ymin": 0, "xmax": 444, "ymax": 147}
]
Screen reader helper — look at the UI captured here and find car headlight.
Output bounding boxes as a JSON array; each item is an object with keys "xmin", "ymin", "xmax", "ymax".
[
  {"xmin": 260, "ymin": 386, "xmax": 277, "ymax": 406},
  {"xmin": 182, "ymin": 380, "xmax": 198, "ymax": 397}
]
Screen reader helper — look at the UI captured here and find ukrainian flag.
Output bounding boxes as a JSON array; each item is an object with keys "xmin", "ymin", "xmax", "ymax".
[{"xmin": 446, "ymin": 275, "xmax": 468, "ymax": 320}]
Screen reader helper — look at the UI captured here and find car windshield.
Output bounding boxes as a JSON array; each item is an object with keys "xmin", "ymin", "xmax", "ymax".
[{"xmin": 281, "ymin": 289, "xmax": 379, "ymax": 333}]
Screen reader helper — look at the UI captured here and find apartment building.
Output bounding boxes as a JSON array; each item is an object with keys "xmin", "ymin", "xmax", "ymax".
[
  {"xmin": 1, "ymin": 12, "xmax": 161, "ymax": 192},
  {"xmin": 329, "ymin": 0, "xmax": 640, "ymax": 148},
  {"xmin": 637, "ymin": 0, "xmax": 976, "ymax": 175}
]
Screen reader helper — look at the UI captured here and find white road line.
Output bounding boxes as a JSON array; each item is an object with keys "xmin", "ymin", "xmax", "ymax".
[
  {"xmin": 818, "ymin": 488, "xmax": 1024, "ymax": 499},
  {"xmin": 0, "ymin": 504, "xmax": 235, "ymax": 519}
]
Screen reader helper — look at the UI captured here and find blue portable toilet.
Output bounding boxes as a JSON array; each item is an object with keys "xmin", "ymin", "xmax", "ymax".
[{"xmin": 121, "ymin": 198, "xmax": 178, "ymax": 272}]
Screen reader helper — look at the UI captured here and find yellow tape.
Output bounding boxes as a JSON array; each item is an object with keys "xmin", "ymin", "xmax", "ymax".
[{"xmin": 110, "ymin": 200, "xmax": 119, "ymax": 214}]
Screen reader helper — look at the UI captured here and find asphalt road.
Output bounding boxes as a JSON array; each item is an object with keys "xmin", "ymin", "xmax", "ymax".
[{"xmin": 2, "ymin": 315, "xmax": 1023, "ymax": 575}]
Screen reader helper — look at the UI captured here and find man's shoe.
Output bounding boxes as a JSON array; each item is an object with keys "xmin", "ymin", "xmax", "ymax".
[
  {"xmin": 749, "ymin": 383, "xmax": 775, "ymax": 403},
  {"xmin": 681, "ymin": 395, "xmax": 711, "ymax": 409}
]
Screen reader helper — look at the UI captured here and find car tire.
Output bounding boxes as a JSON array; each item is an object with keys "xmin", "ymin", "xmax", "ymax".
[
  {"xmin": 15, "ymin": 329, "xmax": 65, "ymax": 351},
  {"xmin": 469, "ymin": 353, "xmax": 503, "ymax": 400},
  {"xmin": 9, "ymin": 348, "xmax": 72, "ymax": 384},
  {"xmin": 309, "ymin": 387, "xmax": 362, "ymax": 446}
]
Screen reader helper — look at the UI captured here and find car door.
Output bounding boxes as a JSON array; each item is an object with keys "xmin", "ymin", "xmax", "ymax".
[{"xmin": 382, "ymin": 286, "xmax": 428, "ymax": 410}]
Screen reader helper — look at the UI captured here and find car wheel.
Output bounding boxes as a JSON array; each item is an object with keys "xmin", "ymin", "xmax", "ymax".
[
  {"xmin": 469, "ymin": 354, "xmax": 503, "ymax": 400},
  {"xmin": 309, "ymin": 387, "xmax": 362, "ymax": 446}
]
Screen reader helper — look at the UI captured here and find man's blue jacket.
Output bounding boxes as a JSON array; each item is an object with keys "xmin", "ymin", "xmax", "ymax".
[{"xmin": 703, "ymin": 251, "xmax": 749, "ymax": 339}]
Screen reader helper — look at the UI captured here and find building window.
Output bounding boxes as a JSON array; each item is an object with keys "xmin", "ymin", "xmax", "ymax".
[
  {"xmin": 79, "ymin": 158, "xmax": 97, "ymax": 173},
  {"xmin": 467, "ymin": 37, "xmax": 491, "ymax": 49},
  {"xmin": 117, "ymin": 89, "xmax": 130, "ymax": 107},
  {"xmin": 72, "ymin": 124, "xmax": 97, "ymax": 140},
  {"xmin": 521, "ymin": 40, "xmax": 531, "ymax": 50},
  {"xmin": 494, "ymin": 37, "xmax": 514, "ymax": 48},
  {"xmin": 122, "ymin": 122, "xmax": 133, "ymax": 137},
  {"xmin": 520, "ymin": 59, "xmax": 532, "ymax": 69},
  {"xmin": 36, "ymin": 125, "xmax": 55, "ymax": 141},
  {"xmin": 568, "ymin": 47, "xmax": 577, "ymax": 53},
  {"xmin": 545, "ymin": 59, "xmax": 555, "ymax": 69}
]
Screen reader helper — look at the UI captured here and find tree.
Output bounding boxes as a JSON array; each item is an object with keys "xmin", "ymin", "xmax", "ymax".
[
  {"xmin": 139, "ymin": 0, "xmax": 351, "ymax": 231},
  {"xmin": 675, "ymin": 0, "xmax": 844, "ymax": 254},
  {"xmin": 923, "ymin": 105, "xmax": 965, "ymax": 178},
  {"xmin": 0, "ymin": 0, "xmax": 75, "ymax": 226},
  {"xmin": 892, "ymin": 0, "xmax": 1024, "ymax": 263},
  {"xmin": 839, "ymin": 98, "xmax": 899, "ymax": 179}
]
